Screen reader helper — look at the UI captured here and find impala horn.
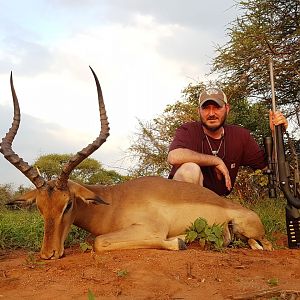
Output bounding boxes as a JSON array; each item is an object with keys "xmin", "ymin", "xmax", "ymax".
[
  {"xmin": 56, "ymin": 67, "xmax": 110, "ymax": 190},
  {"xmin": 0, "ymin": 72, "xmax": 46, "ymax": 188}
]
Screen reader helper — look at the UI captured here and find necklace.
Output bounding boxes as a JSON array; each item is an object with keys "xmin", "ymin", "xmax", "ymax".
[{"xmin": 205, "ymin": 135, "xmax": 224, "ymax": 156}]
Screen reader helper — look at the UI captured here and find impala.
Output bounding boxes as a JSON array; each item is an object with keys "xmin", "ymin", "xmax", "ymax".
[{"xmin": 0, "ymin": 68, "xmax": 272, "ymax": 259}]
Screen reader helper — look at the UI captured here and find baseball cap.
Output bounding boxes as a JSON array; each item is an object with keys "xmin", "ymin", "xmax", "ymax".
[{"xmin": 199, "ymin": 88, "xmax": 228, "ymax": 107}]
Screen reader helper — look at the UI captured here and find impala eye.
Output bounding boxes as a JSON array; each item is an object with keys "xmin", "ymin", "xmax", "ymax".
[{"xmin": 64, "ymin": 201, "xmax": 72, "ymax": 214}]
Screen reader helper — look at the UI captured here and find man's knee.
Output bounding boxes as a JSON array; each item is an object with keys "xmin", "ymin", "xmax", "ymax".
[{"xmin": 173, "ymin": 162, "xmax": 203, "ymax": 185}]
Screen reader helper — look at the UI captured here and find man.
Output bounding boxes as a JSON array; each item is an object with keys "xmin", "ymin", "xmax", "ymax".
[{"xmin": 167, "ymin": 87, "xmax": 288, "ymax": 196}]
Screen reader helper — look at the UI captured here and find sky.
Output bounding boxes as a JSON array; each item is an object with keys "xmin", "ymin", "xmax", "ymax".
[{"xmin": 0, "ymin": 0, "xmax": 239, "ymax": 187}]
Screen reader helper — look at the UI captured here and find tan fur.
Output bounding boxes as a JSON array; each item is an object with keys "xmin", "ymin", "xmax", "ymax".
[{"xmin": 15, "ymin": 176, "xmax": 272, "ymax": 259}]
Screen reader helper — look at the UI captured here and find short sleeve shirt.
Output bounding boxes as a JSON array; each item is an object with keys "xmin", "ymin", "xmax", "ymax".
[{"xmin": 168, "ymin": 122, "xmax": 267, "ymax": 195}]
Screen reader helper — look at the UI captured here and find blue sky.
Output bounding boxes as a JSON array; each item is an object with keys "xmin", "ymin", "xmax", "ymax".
[{"xmin": 0, "ymin": 0, "xmax": 239, "ymax": 187}]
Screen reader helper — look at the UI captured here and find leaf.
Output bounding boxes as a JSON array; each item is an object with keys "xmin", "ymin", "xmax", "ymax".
[
  {"xmin": 267, "ymin": 278, "xmax": 279, "ymax": 286},
  {"xmin": 215, "ymin": 238, "xmax": 224, "ymax": 249},
  {"xmin": 211, "ymin": 225, "xmax": 223, "ymax": 238},
  {"xmin": 80, "ymin": 242, "xmax": 92, "ymax": 252},
  {"xmin": 117, "ymin": 269, "xmax": 128, "ymax": 277},
  {"xmin": 88, "ymin": 289, "xmax": 96, "ymax": 300},
  {"xmin": 204, "ymin": 226, "xmax": 212, "ymax": 236},
  {"xmin": 207, "ymin": 233, "xmax": 218, "ymax": 243},
  {"xmin": 199, "ymin": 239, "xmax": 206, "ymax": 248},
  {"xmin": 185, "ymin": 230, "xmax": 198, "ymax": 243},
  {"xmin": 194, "ymin": 218, "xmax": 207, "ymax": 233}
]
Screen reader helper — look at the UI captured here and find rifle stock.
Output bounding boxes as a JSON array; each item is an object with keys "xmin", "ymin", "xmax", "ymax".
[{"xmin": 266, "ymin": 57, "xmax": 300, "ymax": 249}]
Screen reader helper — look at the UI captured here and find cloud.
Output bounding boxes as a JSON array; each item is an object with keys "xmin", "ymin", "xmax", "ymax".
[{"xmin": 0, "ymin": 39, "xmax": 53, "ymax": 76}]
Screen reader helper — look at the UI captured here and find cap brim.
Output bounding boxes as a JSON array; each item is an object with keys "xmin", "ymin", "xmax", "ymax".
[{"xmin": 200, "ymin": 99, "xmax": 224, "ymax": 107}]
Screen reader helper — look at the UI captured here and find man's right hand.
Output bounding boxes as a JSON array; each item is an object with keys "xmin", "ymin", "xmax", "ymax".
[{"xmin": 214, "ymin": 161, "xmax": 232, "ymax": 191}]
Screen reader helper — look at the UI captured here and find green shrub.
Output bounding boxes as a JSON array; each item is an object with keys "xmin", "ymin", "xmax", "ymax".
[
  {"xmin": 185, "ymin": 217, "xmax": 224, "ymax": 250},
  {"xmin": 0, "ymin": 184, "xmax": 14, "ymax": 209}
]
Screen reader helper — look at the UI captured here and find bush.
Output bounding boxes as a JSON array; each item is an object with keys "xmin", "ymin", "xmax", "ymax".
[
  {"xmin": 185, "ymin": 217, "xmax": 224, "ymax": 250},
  {"xmin": 0, "ymin": 184, "xmax": 14, "ymax": 208}
]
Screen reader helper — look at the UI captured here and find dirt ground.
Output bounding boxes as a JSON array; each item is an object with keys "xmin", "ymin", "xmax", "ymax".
[{"xmin": 1, "ymin": 236, "xmax": 300, "ymax": 300}]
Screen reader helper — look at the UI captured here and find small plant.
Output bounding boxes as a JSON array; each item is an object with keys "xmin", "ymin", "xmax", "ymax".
[
  {"xmin": 87, "ymin": 289, "xmax": 96, "ymax": 300},
  {"xmin": 24, "ymin": 251, "xmax": 45, "ymax": 268},
  {"xmin": 80, "ymin": 242, "xmax": 93, "ymax": 253},
  {"xmin": 229, "ymin": 238, "xmax": 247, "ymax": 249},
  {"xmin": 116, "ymin": 269, "xmax": 128, "ymax": 277},
  {"xmin": 267, "ymin": 278, "xmax": 279, "ymax": 286},
  {"xmin": 185, "ymin": 217, "xmax": 224, "ymax": 250}
]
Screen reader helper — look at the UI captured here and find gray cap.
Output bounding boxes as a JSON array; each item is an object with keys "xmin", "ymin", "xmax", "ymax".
[{"xmin": 199, "ymin": 88, "xmax": 228, "ymax": 107}]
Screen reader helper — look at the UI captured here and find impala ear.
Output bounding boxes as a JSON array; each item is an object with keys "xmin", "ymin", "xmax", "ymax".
[
  {"xmin": 6, "ymin": 189, "xmax": 37, "ymax": 208},
  {"xmin": 78, "ymin": 195, "xmax": 109, "ymax": 205},
  {"xmin": 68, "ymin": 181, "xmax": 109, "ymax": 205}
]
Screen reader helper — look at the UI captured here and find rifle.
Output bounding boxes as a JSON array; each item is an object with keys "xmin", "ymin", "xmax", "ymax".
[{"xmin": 264, "ymin": 57, "xmax": 300, "ymax": 249}]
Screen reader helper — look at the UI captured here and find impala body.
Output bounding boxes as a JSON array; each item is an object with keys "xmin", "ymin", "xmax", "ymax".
[{"xmin": 1, "ymin": 68, "xmax": 272, "ymax": 259}]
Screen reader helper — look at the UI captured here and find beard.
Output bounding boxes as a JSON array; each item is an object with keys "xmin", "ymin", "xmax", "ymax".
[{"xmin": 200, "ymin": 112, "xmax": 227, "ymax": 132}]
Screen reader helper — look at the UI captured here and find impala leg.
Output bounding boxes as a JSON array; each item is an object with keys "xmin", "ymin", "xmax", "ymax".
[
  {"xmin": 248, "ymin": 238, "xmax": 263, "ymax": 250},
  {"xmin": 94, "ymin": 224, "xmax": 186, "ymax": 252},
  {"xmin": 248, "ymin": 237, "xmax": 273, "ymax": 250}
]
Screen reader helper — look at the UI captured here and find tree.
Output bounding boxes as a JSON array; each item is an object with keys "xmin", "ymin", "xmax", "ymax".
[
  {"xmin": 213, "ymin": 0, "xmax": 300, "ymax": 132},
  {"xmin": 33, "ymin": 154, "xmax": 126, "ymax": 185},
  {"xmin": 0, "ymin": 184, "xmax": 14, "ymax": 208}
]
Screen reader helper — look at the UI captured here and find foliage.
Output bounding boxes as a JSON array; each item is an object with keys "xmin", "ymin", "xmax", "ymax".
[
  {"xmin": 24, "ymin": 251, "xmax": 46, "ymax": 268},
  {"xmin": 33, "ymin": 153, "xmax": 126, "ymax": 185},
  {"xmin": 267, "ymin": 278, "xmax": 279, "ymax": 287},
  {"xmin": 80, "ymin": 242, "xmax": 93, "ymax": 253},
  {"xmin": 213, "ymin": 0, "xmax": 300, "ymax": 132},
  {"xmin": 0, "ymin": 209, "xmax": 90, "ymax": 250},
  {"xmin": 87, "ymin": 289, "xmax": 96, "ymax": 300},
  {"xmin": 226, "ymin": 98, "xmax": 270, "ymax": 143},
  {"xmin": 116, "ymin": 269, "xmax": 129, "ymax": 277},
  {"xmin": 0, "ymin": 184, "xmax": 35, "ymax": 209},
  {"xmin": 0, "ymin": 184, "xmax": 14, "ymax": 208},
  {"xmin": 0, "ymin": 210, "xmax": 44, "ymax": 250},
  {"xmin": 185, "ymin": 217, "xmax": 224, "ymax": 250},
  {"xmin": 231, "ymin": 168, "xmax": 269, "ymax": 202}
]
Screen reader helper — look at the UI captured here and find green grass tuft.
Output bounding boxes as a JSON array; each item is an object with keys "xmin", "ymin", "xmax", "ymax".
[
  {"xmin": 0, "ymin": 210, "xmax": 44, "ymax": 250},
  {"xmin": 245, "ymin": 197, "xmax": 286, "ymax": 241},
  {"xmin": 0, "ymin": 209, "xmax": 90, "ymax": 251}
]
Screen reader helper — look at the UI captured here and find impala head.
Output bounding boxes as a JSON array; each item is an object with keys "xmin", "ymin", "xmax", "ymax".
[{"xmin": 0, "ymin": 67, "xmax": 109, "ymax": 259}]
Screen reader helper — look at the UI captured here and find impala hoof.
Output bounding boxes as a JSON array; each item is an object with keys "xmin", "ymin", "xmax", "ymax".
[{"xmin": 178, "ymin": 238, "xmax": 187, "ymax": 250}]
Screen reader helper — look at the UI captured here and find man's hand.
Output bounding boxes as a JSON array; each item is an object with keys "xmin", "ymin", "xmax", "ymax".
[
  {"xmin": 269, "ymin": 110, "xmax": 288, "ymax": 131},
  {"xmin": 214, "ymin": 161, "xmax": 232, "ymax": 191}
]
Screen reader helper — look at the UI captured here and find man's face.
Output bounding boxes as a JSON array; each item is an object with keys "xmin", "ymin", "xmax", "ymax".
[{"xmin": 198, "ymin": 101, "xmax": 229, "ymax": 132}]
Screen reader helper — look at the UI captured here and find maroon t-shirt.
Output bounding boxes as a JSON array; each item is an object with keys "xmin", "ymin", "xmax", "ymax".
[{"xmin": 168, "ymin": 122, "xmax": 267, "ymax": 196}]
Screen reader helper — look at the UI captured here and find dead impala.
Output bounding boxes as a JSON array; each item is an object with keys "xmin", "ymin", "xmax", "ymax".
[{"xmin": 0, "ymin": 68, "xmax": 272, "ymax": 259}]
